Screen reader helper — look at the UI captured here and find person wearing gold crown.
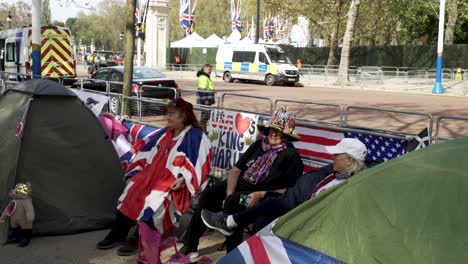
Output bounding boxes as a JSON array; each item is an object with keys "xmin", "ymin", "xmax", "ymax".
[
  {"xmin": 180, "ymin": 107, "xmax": 304, "ymax": 257},
  {"xmin": 0, "ymin": 182, "xmax": 35, "ymax": 247}
]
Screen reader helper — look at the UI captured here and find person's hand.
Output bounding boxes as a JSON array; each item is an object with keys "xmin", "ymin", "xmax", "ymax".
[
  {"xmin": 222, "ymin": 191, "xmax": 233, "ymax": 208},
  {"xmin": 246, "ymin": 191, "xmax": 265, "ymax": 208},
  {"xmin": 171, "ymin": 178, "xmax": 186, "ymax": 191}
]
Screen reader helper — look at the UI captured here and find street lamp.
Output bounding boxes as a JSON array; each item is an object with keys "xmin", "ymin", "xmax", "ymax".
[
  {"xmin": 7, "ymin": 11, "xmax": 12, "ymax": 29},
  {"xmin": 119, "ymin": 32, "xmax": 124, "ymax": 55}
]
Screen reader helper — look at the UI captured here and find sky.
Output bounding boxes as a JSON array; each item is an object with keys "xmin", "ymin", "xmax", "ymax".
[{"xmin": 7, "ymin": 0, "xmax": 96, "ymax": 22}]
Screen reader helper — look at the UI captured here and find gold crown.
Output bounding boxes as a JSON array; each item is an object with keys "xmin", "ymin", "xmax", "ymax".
[{"xmin": 15, "ymin": 183, "xmax": 32, "ymax": 197}]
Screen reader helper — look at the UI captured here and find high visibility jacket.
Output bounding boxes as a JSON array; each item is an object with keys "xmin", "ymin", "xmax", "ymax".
[{"xmin": 196, "ymin": 74, "xmax": 214, "ymax": 91}]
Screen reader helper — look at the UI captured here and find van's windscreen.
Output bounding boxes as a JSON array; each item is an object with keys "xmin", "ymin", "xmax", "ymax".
[{"xmin": 267, "ymin": 51, "xmax": 291, "ymax": 64}]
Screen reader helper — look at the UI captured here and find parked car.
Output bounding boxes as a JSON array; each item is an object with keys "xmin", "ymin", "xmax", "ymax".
[
  {"xmin": 72, "ymin": 66, "xmax": 179, "ymax": 114},
  {"xmin": 87, "ymin": 51, "xmax": 118, "ymax": 74}
]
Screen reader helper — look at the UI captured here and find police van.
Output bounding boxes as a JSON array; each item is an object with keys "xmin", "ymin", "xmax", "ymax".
[
  {"xmin": 215, "ymin": 43, "xmax": 299, "ymax": 86},
  {"xmin": 0, "ymin": 26, "xmax": 76, "ymax": 80}
]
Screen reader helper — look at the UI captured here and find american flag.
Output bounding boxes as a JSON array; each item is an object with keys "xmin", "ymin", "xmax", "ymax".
[
  {"xmin": 218, "ymin": 234, "xmax": 344, "ymax": 264},
  {"xmin": 293, "ymin": 125, "xmax": 408, "ymax": 172}
]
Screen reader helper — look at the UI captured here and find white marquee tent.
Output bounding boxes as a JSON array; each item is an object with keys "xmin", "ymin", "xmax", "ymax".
[{"xmin": 170, "ymin": 32, "xmax": 205, "ymax": 48}]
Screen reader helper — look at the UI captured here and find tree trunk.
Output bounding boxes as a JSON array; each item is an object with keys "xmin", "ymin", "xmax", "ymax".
[
  {"xmin": 122, "ymin": 0, "xmax": 136, "ymax": 115},
  {"xmin": 327, "ymin": 0, "xmax": 345, "ymax": 66},
  {"xmin": 337, "ymin": 0, "xmax": 360, "ymax": 84},
  {"xmin": 444, "ymin": 0, "xmax": 458, "ymax": 45}
]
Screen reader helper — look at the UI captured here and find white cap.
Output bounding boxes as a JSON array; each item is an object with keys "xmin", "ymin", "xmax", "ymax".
[{"xmin": 325, "ymin": 138, "xmax": 367, "ymax": 161}]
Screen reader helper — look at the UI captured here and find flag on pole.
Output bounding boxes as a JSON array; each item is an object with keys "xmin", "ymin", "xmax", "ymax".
[
  {"xmin": 263, "ymin": 17, "xmax": 270, "ymax": 40},
  {"xmin": 179, "ymin": 0, "xmax": 194, "ymax": 36},
  {"xmin": 231, "ymin": 0, "xmax": 237, "ymax": 31},
  {"xmin": 135, "ymin": 0, "xmax": 150, "ymax": 40},
  {"xmin": 189, "ymin": 0, "xmax": 198, "ymax": 33}
]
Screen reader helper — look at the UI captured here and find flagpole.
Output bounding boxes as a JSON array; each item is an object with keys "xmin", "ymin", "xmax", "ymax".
[
  {"xmin": 432, "ymin": 0, "xmax": 446, "ymax": 94},
  {"xmin": 137, "ymin": 38, "xmax": 141, "ymax": 66},
  {"xmin": 32, "ymin": 0, "xmax": 41, "ymax": 79},
  {"xmin": 255, "ymin": 0, "xmax": 260, "ymax": 44}
]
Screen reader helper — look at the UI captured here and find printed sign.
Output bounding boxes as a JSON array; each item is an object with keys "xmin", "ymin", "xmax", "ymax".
[
  {"xmin": 71, "ymin": 89, "xmax": 109, "ymax": 117},
  {"xmin": 208, "ymin": 109, "xmax": 260, "ymax": 170}
]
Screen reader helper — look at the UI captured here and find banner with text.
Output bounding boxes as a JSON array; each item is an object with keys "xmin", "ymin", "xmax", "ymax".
[{"xmin": 208, "ymin": 110, "xmax": 260, "ymax": 173}]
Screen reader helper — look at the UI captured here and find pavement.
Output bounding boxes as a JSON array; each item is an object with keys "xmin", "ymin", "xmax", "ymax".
[{"xmin": 4, "ymin": 67, "xmax": 464, "ymax": 264}]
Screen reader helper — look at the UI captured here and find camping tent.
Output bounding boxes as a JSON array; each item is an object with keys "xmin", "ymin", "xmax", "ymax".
[
  {"xmin": 219, "ymin": 136, "xmax": 468, "ymax": 263},
  {"xmin": 170, "ymin": 32, "xmax": 205, "ymax": 48},
  {"xmin": 193, "ymin": 33, "xmax": 225, "ymax": 48},
  {"xmin": 0, "ymin": 80, "xmax": 124, "ymax": 236}
]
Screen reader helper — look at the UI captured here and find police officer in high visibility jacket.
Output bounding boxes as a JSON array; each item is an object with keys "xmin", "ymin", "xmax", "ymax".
[{"xmin": 196, "ymin": 64, "xmax": 215, "ymax": 106}]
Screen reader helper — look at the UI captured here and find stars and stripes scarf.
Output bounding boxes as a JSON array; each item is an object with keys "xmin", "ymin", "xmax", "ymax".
[{"xmin": 243, "ymin": 139, "xmax": 287, "ymax": 184}]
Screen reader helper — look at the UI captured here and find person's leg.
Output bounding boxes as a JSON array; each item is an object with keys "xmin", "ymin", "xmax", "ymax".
[
  {"xmin": 233, "ymin": 196, "xmax": 293, "ymax": 227},
  {"xmin": 117, "ymin": 226, "xmax": 139, "ymax": 256},
  {"xmin": 97, "ymin": 211, "xmax": 136, "ymax": 249},
  {"xmin": 181, "ymin": 180, "xmax": 227, "ymax": 253},
  {"xmin": 200, "ymin": 196, "xmax": 293, "ymax": 238}
]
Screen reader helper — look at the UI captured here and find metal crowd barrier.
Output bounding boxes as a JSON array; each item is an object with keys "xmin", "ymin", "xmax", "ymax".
[
  {"xmin": 344, "ymin": 105, "xmax": 434, "ymax": 137},
  {"xmin": 274, "ymin": 99, "xmax": 344, "ymax": 126},
  {"xmin": 220, "ymin": 93, "xmax": 274, "ymax": 116},
  {"xmin": 435, "ymin": 115, "xmax": 468, "ymax": 143}
]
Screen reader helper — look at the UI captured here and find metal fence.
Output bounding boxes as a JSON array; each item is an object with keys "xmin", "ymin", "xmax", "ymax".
[
  {"xmin": 274, "ymin": 99, "xmax": 343, "ymax": 126},
  {"xmin": 1, "ymin": 73, "xmax": 468, "ymax": 144},
  {"xmin": 344, "ymin": 106, "xmax": 434, "ymax": 137}
]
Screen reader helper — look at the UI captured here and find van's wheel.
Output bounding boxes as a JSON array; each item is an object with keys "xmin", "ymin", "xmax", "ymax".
[
  {"xmin": 265, "ymin": 74, "xmax": 275, "ymax": 86},
  {"xmin": 223, "ymin": 71, "xmax": 234, "ymax": 83}
]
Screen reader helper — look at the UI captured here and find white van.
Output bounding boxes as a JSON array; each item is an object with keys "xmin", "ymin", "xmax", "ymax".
[{"xmin": 215, "ymin": 43, "xmax": 299, "ymax": 86}]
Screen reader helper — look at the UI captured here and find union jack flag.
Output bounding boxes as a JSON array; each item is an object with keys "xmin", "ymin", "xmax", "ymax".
[
  {"xmin": 180, "ymin": 0, "xmax": 196, "ymax": 36},
  {"xmin": 120, "ymin": 121, "xmax": 161, "ymax": 173},
  {"xmin": 268, "ymin": 17, "xmax": 276, "ymax": 39},
  {"xmin": 263, "ymin": 17, "xmax": 270, "ymax": 40},
  {"xmin": 135, "ymin": 0, "xmax": 150, "ymax": 39},
  {"xmin": 218, "ymin": 234, "xmax": 344, "ymax": 264},
  {"xmin": 117, "ymin": 126, "xmax": 213, "ymax": 233}
]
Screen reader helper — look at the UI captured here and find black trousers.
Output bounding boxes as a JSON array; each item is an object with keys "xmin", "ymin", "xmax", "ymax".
[
  {"xmin": 183, "ymin": 180, "xmax": 253, "ymax": 252},
  {"xmin": 233, "ymin": 196, "xmax": 294, "ymax": 231},
  {"xmin": 108, "ymin": 211, "xmax": 136, "ymax": 240}
]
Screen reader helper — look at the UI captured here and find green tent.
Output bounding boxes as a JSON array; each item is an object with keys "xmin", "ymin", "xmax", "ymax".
[
  {"xmin": 0, "ymin": 79, "xmax": 124, "ymax": 236},
  {"xmin": 274, "ymin": 136, "xmax": 468, "ymax": 263}
]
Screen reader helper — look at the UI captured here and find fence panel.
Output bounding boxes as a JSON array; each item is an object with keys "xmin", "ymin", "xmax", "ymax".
[
  {"xmin": 435, "ymin": 115, "xmax": 468, "ymax": 142},
  {"xmin": 274, "ymin": 99, "xmax": 343, "ymax": 126},
  {"xmin": 344, "ymin": 106, "xmax": 433, "ymax": 137},
  {"xmin": 220, "ymin": 93, "xmax": 273, "ymax": 116}
]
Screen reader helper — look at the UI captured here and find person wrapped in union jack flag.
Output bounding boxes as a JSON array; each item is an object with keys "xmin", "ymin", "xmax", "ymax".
[
  {"xmin": 96, "ymin": 98, "xmax": 213, "ymax": 257},
  {"xmin": 180, "ymin": 107, "xmax": 304, "ymax": 258},
  {"xmin": 201, "ymin": 138, "xmax": 370, "ymax": 241}
]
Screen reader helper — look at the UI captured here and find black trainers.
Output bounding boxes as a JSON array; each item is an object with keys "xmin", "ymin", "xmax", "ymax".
[
  {"xmin": 201, "ymin": 210, "xmax": 234, "ymax": 236},
  {"xmin": 17, "ymin": 229, "xmax": 32, "ymax": 247},
  {"xmin": 96, "ymin": 233, "xmax": 125, "ymax": 250},
  {"xmin": 117, "ymin": 241, "xmax": 138, "ymax": 256},
  {"xmin": 179, "ymin": 245, "xmax": 199, "ymax": 259}
]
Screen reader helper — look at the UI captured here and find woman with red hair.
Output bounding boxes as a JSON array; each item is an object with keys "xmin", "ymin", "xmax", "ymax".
[{"xmin": 97, "ymin": 98, "xmax": 213, "ymax": 255}]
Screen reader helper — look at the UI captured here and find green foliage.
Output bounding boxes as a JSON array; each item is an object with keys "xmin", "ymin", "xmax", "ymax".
[
  {"xmin": 0, "ymin": 1, "xmax": 31, "ymax": 29},
  {"xmin": 41, "ymin": 0, "xmax": 52, "ymax": 26},
  {"xmin": 167, "ymin": 0, "xmax": 467, "ymax": 45},
  {"xmin": 65, "ymin": 1, "xmax": 126, "ymax": 51}
]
